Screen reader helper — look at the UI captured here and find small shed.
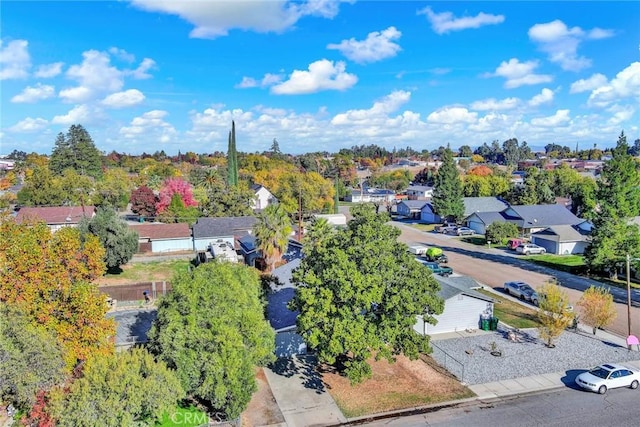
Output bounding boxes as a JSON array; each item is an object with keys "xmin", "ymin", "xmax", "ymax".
[{"xmin": 129, "ymin": 222, "xmax": 192, "ymax": 253}]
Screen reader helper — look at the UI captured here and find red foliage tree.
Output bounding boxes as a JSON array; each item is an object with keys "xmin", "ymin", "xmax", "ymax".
[
  {"xmin": 130, "ymin": 185, "xmax": 158, "ymax": 218},
  {"xmin": 467, "ymin": 165, "xmax": 493, "ymax": 176},
  {"xmin": 20, "ymin": 390, "xmax": 55, "ymax": 427},
  {"xmin": 156, "ymin": 178, "xmax": 198, "ymax": 214}
]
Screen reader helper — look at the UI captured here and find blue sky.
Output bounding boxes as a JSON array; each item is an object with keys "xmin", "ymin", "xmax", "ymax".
[{"xmin": 1, "ymin": 1, "xmax": 639, "ymax": 156}]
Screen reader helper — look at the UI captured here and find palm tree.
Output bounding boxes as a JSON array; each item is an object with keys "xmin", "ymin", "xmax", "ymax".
[{"xmin": 254, "ymin": 204, "xmax": 293, "ymax": 271}]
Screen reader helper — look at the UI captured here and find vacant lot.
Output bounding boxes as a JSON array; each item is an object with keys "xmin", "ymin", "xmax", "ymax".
[
  {"xmin": 321, "ymin": 355, "xmax": 474, "ymax": 419},
  {"xmin": 96, "ymin": 259, "xmax": 191, "ymax": 286}
]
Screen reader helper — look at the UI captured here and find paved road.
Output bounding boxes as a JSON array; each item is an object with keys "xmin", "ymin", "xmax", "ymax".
[
  {"xmin": 391, "ymin": 222, "xmax": 640, "ymax": 337},
  {"xmin": 356, "ymin": 386, "xmax": 640, "ymax": 426}
]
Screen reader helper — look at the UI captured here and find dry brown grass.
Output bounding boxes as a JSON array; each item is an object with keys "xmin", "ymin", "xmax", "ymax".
[
  {"xmin": 321, "ymin": 354, "xmax": 475, "ymax": 418},
  {"xmin": 241, "ymin": 368, "xmax": 285, "ymax": 427}
]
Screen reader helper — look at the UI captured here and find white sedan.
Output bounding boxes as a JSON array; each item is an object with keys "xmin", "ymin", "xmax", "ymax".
[{"xmin": 575, "ymin": 363, "xmax": 640, "ymax": 394}]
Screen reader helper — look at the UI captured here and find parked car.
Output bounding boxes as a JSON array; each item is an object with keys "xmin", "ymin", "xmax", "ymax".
[
  {"xmin": 416, "ymin": 259, "xmax": 453, "ymax": 277},
  {"xmin": 506, "ymin": 238, "xmax": 524, "ymax": 250},
  {"xmin": 515, "ymin": 243, "xmax": 546, "ymax": 255},
  {"xmin": 576, "ymin": 363, "xmax": 640, "ymax": 394},
  {"xmin": 435, "ymin": 224, "xmax": 458, "ymax": 234},
  {"xmin": 453, "ymin": 227, "xmax": 475, "ymax": 236},
  {"xmin": 424, "ymin": 247, "xmax": 448, "ymax": 263},
  {"xmin": 503, "ymin": 281, "xmax": 538, "ymax": 302}
]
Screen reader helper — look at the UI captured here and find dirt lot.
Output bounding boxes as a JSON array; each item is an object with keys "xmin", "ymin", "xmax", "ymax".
[
  {"xmin": 320, "ymin": 355, "xmax": 474, "ymax": 418},
  {"xmin": 241, "ymin": 368, "xmax": 285, "ymax": 427}
]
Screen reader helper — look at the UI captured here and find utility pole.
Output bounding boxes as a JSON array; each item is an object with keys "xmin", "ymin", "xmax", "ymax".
[
  {"xmin": 298, "ymin": 183, "xmax": 303, "ymax": 242},
  {"xmin": 627, "ymin": 254, "xmax": 633, "ymax": 348}
]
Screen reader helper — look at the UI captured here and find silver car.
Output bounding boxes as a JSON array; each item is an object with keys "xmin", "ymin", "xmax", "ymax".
[
  {"xmin": 504, "ymin": 281, "xmax": 538, "ymax": 303},
  {"xmin": 515, "ymin": 243, "xmax": 546, "ymax": 255}
]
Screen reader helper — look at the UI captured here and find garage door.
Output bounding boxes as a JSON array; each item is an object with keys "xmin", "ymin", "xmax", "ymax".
[
  {"xmin": 531, "ymin": 237, "xmax": 557, "ymax": 254},
  {"xmin": 467, "ymin": 220, "xmax": 485, "ymax": 235}
]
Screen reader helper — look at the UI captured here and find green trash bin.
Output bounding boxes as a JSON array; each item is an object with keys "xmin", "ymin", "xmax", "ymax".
[
  {"xmin": 481, "ymin": 318, "xmax": 490, "ymax": 331},
  {"xmin": 490, "ymin": 317, "xmax": 499, "ymax": 331}
]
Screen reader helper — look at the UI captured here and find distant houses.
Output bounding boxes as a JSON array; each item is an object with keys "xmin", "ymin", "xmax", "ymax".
[{"xmin": 15, "ymin": 205, "xmax": 97, "ymax": 232}]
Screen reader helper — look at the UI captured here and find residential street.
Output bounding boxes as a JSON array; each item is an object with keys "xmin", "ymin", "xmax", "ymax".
[
  {"xmin": 356, "ymin": 386, "xmax": 640, "ymax": 426},
  {"xmin": 391, "ymin": 222, "xmax": 640, "ymax": 338}
]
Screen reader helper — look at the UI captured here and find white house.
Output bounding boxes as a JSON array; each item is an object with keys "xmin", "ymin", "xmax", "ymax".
[
  {"xmin": 251, "ymin": 184, "xmax": 277, "ymax": 211},
  {"xmin": 313, "ymin": 213, "xmax": 347, "ymax": 227},
  {"xmin": 406, "ymin": 185, "xmax": 433, "ymax": 200},
  {"xmin": 414, "ymin": 276, "xmax": 495, "ymax": 335},
  {"xmin": 346, "ymin": 188, "xmax": 395, "ymax": 203},
  {"xmin": 530, "ymin": 223, "xmax": 591, "ymax": 255}
]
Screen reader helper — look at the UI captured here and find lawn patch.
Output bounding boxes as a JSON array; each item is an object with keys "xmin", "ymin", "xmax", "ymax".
[
  {"xmin": 409, "ymin": 223, "xmax": 436, "ymax": 232},
  {"xmin": 322, "ymin": 355, "xmax": 474, "ymax": 419},
  {"xmin": 97, "ymin": 260, "xmax": 191, "ymax": 285},
  {"xmin": 477, "ymin": 289, "xmax": 541, "ymax": 329},
  {"xmin": 523, "ymin": 254, "xmax": 586, "ymax": 274}
]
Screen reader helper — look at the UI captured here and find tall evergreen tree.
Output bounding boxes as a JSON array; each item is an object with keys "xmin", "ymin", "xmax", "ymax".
[
  {"xmin": 227, "ymin": 121, "xmax": 239, "ymax": 187},
  {"xmin": 49, "ymin": 124, "xmax": 102, "ymax": 178},
  {"xmin": 584, "ymin": 131, "xmax": 640, "ymax": 278},
  {"xmin": 431, "ymin": 147, "xmax": 464, "ymax": 222}
]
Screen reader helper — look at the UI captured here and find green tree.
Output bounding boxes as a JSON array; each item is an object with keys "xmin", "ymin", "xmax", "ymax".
[
  {"xmin": 254, "ymin": 203, "xmax": 293, "ymax": 271},
  {"xmin": 485, "ymin": 222, "xmax": 520, "ymax": 245},
  {"xmin": 201, "ymin": 181, "xmax": 255, "ymax": 217},
  {"xmin": 585, "ymin": 131, "xmax": 640, "ymax": 278},
  {"xmin": 52, "ymin": 348, "xmax": 184, "ymax": 427},
  {"xmin": 147, "ymin": 262, "xmax": 275, "ymax": 419},
  {"xmin": 78, "ymin": 207, "xmax": 139, "ymax": 271},
  {"xmin": 569, "ymin": 175, "xmax": 597, "ymax": 218},
  {"xmin": 50, "ymin": 125, "xmax": 103, "ymax": 179},
  {"xmin": 291, "ymin": 204, "xmax": 444, "ymax": 383},
  {"xmin": 59, "ymin": 168, "xmax": 94, "ymax": 207},
  {"xmin": 227, "ymin": 121, "xmax": 239, "ymax": 187},
  {"xmin": 94, "ymin": 168, "xmax": 132, "ymax": 209},
  {"xmin": 577, "ymin": 286, "xmax": 617, "ymax": 335},
  {"xmin": 0, "ymin": 304, "xmax": 66, "ymax": 411},
  {"xmin": 458, "ymin": 145, "xmax": 473, "ymax": 158},
  {"xmin": 17, "ymin": 165, "xmax": 64, "ymax": 206},
  {"xmin": 157, "ymin": 193, "xmax": 200, "ymax": 224},
  {"xmin": 431, "ymin": 147, "xmax": 464, "ymax": 222},
  {"xmin": 536, "ymin": 280, "xmax": 573, "ymax": 347}
]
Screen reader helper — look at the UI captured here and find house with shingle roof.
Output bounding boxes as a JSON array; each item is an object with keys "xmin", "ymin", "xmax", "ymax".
[
  {"xmin": 406, "ymin": 185, "xmax": 433, "ymax": 200},
  {"xmin": 192, "ymin": 216, "xmax": 257, "ymax": 251},
  {"xmin": 397, "ymin": 200, "xmax": 429, "ymax": 219},
  {"xmin": 413, "ymin": 274, "xmax": 496, "ymax": 335},
  {"xmin": 530, "ymin": 223, "xmax": 592, "ymax": 255},
  {"xmin": 250, "ymin": 184, "xmax": 277, "ymax": 211},
  {"xmin": 421, "ymin": 197, "xmax": 509, "ymax": 224},
  {"xmin": 502, "ymin": 204, "xmax": 582, "ymax": 235},
  {"xmin": 129, "ymin": 222, "xmax": 192, "ymax": 253},
  {"xmin": 15, "ymin": 205, "xmax": 97, "ymax": 232}
]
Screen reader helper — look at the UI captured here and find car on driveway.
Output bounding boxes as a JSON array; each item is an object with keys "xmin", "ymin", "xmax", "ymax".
[
  {"xmin": 416, "ymin": 259, "xmax": 453, "ymax": 277},
  {"xmin": 576, "ymin": 363, "xmax": 640, "ymax": 394},
  {"xmin": 504, "ymin": 281, "xmax": 538, "ymax": 303},
  {"xmin": 515, "ymin": 243, "xmax": 546, "ymax": 255},
  {"xmin": 453, "ymin": 227, "xmax": 475, "ymax": 236}
]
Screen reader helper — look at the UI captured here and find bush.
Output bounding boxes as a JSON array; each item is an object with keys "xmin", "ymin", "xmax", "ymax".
[{"xmin": 485, "ymin": 222, "xmax": 520, "ymax": 245}]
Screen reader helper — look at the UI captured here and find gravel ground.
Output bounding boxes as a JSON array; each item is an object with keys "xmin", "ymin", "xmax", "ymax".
[{"xmin": 430, "ymin": 327, "xmax": 640, "ymax": 385}]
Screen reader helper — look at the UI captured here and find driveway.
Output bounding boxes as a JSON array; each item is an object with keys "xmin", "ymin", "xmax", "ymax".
[{"xmin": 264, "ymin": 355, "xmax": 346, "ymax": 427}]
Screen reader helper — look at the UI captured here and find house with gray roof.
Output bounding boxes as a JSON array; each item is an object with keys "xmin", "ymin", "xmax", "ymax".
[
  {"xmin": 414, "ymin": 275, "xmax": 496, "ymax": 335},
  {"xmin": 503, "ymin": 204, "xmax": 582, "ymax": 235},
  {"xmin": 396, "ymin": 200, "xmax": 429, "ymax": 219},
  {"xmin": 267, "ymin": 258, "xmax": 307, "ymax": 358},
  {"xmin": 420, "ymin": 197, "xmax": 509, "ymax": 224},
  {"xmin": 531, "ymin": 223, "xmax": 591, "ymax": 255},
  {"xmin": 192, "ymin": 216, "xmax": 257, "ymax": 251},
  {"xmin": 406, "ymin": 185, "xmax": 433, "ymax": 200}
]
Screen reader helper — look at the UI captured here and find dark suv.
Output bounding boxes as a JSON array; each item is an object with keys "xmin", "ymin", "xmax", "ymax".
[{"xmin": 419, "ymin": 260, "xmax": 453, "ymax": 277}]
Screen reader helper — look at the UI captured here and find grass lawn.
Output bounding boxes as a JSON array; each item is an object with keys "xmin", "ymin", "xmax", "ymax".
[
  {"xmin": 477, "ymin": 289, "xmax": 541, "ymax": 329},
  {"xmin": 524, "ymin": 254, "xmax": 585, "ymax": 267},
  {"xmin": 409, "ymin": 223, "xmax": 437, "ymax": 232},
  {"xmin": 322, "ymin": 355, "xmax": 474, "ymax": 418},
  {"xmin": 97, "ymin": 259, "xmax": 191, "ymax": 285}
]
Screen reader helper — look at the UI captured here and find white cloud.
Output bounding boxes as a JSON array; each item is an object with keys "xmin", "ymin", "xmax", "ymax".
[
  {"xmin": 332, "ymin": 90, "xmax": 411, "ymax": 124},
  {"xmin": 0, "ymin": 39, "xmax": 30, "ymax": 80},
  {"xmin": 108, "ymin": 47, "xmax": 135, "ymax": 62},
  {"xmin": 426, "ymin": 106, "xmax": 477, "ymax": 124},
  {"xmin": 102, "ymin": 89, "xmax": 145, "ymax": 108},
  {"xmin": 327, "ymin": 26, "xmax": 401, "ymax": 64},
  {"xmin": 130, "ymin": 0, "xmax": 344, "ymax": 39},
  {"xmin": 488, "ymin": 58, "xmax": 553, "ymax": 88},
  {"xmin": 8, "ymin": 117, "xmax": 48, "ymax": 132},
  {"xmin": 129, "ymin": 58, "xmax": 156, "ymax": 79},
  {"xmin": 607, "ymin": 104, "xmax": 635, "ymax": 126},
  {"xmin": 120, "ymin": 110, "xmax": 177, "ymax": 143},
  {"xmin": 271, "ymin": 59, "xmax": 357, "ymax": 94},
  {"xmin": 52, "ymin": 105, "xmax": 92, "ymax": 125},
  {"xmin": 470, "ymin": 97, "xmax": 520, "ymax": 111},
  {"xmin": 528, "ymin": 88, "xmax": 555, "ymax": 107},
  {"xmin": 60, "ymin": 50, "xmax": 124, "ymax": 102},
  {"xmin": 530, "ymin": 109, "xmax": 571, "ymax": 127},
  {"xmin": 528, "ymin": 20, "xmax": 613, "ymax": 71},
  {"xmin": 587, "ymin": 62, "xmax": 640, "ymax": 107},
  {"xmin": 417, "ymin": 6, "xmax": 504, "ymax": 35},
  {"xmin": 11, "ymin": 83, "xmax": 55, "ymax": 103},
  {"xmin": 570, "ymin": 73, "xmax": 608, "ymax": 93},
  {"xmin": 34, "ymin": 62, "xmax": 64, "ymax": 78},
  {"xmin": 236, "ymin": 77, "xmax": 258, "ymax": 88}
]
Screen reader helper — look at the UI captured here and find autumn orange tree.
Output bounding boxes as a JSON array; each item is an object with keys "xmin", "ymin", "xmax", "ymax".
[
  {"xmin": 0, "ymin": 219, "xmax": 115, "ymax": 367},
  {"xmin": 577, "ymin": 286, "xmax": 617, "ymax": 335}
]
